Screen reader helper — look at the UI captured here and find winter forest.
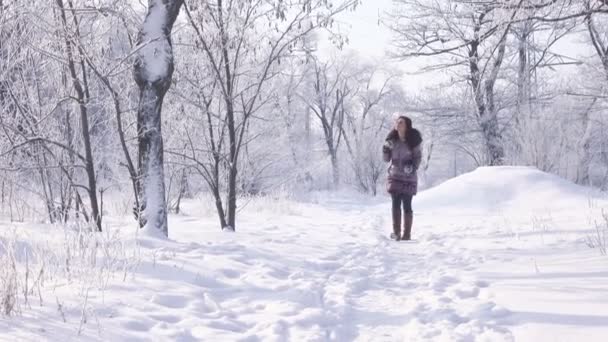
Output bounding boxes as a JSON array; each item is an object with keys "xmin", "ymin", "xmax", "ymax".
[
  {"xmin": 1, "ymin": 0, "xmax": 608, "ymax": 341},
  {"xmin": 2, "ymin": 0, "xmax": 608, "ymax": 234}
]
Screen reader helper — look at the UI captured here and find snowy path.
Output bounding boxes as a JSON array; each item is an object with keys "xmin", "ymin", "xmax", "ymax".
[
  {"xmin": 2, "ymin": 167, "xmax": 608, "ymax": 341},
  {"xmin": 97, "ymin": 199, "xmax": 515, "ymax": 341}
]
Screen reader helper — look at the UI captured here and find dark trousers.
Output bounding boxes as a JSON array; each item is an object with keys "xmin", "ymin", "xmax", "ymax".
[
  {"xmin": 391, "ymin": 193, "xmax": 413, "ymax": 214},
  {"xmin": 391, "ymin": 193, "xmax": 413, "ymax": 239}
]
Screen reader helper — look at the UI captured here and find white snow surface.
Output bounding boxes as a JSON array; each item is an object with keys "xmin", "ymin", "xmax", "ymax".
[{"xmin": 1, "ymin": 166, "xmax": 608, "ymax": 341}]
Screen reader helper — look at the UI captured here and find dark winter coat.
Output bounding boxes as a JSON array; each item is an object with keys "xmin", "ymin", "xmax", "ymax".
[{"xmin": 383, "ymin": 129, "xmax": 422, "ymax": 196}]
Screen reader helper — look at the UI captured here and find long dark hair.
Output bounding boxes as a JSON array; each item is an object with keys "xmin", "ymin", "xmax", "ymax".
[{"xmin": 385, "ymin": 115, "xmax": 422, "ymax": 149}]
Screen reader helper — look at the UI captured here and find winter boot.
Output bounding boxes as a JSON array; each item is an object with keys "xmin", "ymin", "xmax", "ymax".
[
  {"xmin": 402, "ymin": 212, "xmax": 413, "ymax": 241},
  {"xmin": 391, "ymin": 207, "xmax": 402, "ymax": 241}
]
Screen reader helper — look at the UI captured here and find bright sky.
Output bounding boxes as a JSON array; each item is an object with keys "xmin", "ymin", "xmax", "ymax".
[
  {"xmin": 317, "ymin": 0, "xmax": 394, "ymax": 61},
  {"xmin": 317, "ymin": 0, "xmax": 598, "ymax": 95},
  {"xmin": 316, "ymin": 0, "xmax": 445, "ymax": 94},
  {"xmin": 337, "ymin": 0, "xmax": 394, "ymax": 59}
]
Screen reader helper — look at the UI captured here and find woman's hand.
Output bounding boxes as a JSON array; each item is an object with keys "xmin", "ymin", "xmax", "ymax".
[
  {"xmin": 403, "ymin": 164, "xmax": 414, "ymax": 175},
  {"xmin": 382, "ymin": 140, "xmax": 393, "ymax": 153},
  {"xmin": 403, "ymin": 160, "xmax": 415, "ymax": 175}
]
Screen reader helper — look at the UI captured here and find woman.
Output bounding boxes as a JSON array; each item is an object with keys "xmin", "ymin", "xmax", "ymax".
[{"xmin": 382, "ymin": 115, "xmax": 423, "ymax": 241}]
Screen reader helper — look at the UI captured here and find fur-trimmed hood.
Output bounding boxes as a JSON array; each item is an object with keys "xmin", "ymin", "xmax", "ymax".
[{"xmin": 385, "ymin": 128, "xmax": 423, "ymax": 149}]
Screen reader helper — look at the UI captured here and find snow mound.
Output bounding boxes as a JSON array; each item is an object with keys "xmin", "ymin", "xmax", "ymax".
[{"xmin": 416, "ymin": 166, "xmax": 605, "ymax": 212}]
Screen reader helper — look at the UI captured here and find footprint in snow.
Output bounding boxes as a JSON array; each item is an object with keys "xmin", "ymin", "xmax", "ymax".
[
  {"xmin": 151, "ymin": 294, "xmax": 190, "ymax": 309},
  {"xmin": 220, "ymin": 268, "xmax": 241, "ymax": 279},
  {"xmin": 149, "ymin": 314, "xmax": 182, "ymax": 324},
  {"xmin": 121, "ymin": 319, "xmax": 153, "ymax": 332},
  {"xmin": 449, "ymin": 285, "xmax": 481, "ymax": 299},
  {"xmin": 429, "ymin": 274, "xmax": 460, "ymax": 292}
]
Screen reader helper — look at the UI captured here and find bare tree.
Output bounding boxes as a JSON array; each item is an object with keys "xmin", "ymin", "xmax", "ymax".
[
  {"xmin": 581, "ymin": 1, "xmax": 608, "ymax": 184},
  {"xmin": 274, "ymin": 60, "xmax": 314, "ymax": 187},
  {"xmin": 0, "ymin": 1, "xmax": 127, "ymax": 229},
  {"xmin": 340, "ymin": 60, "xmax": 397, "ymax": 195},
  {"xmin": 167, "ymin": 0, "xmax": 357, "ymax": 230},
  {"xmin": 585, "ymin": 1, "xmax": 608, "ymax": 80},
  {"xmin": 133, "ymin": 0, "xmax": 184, "ymax": 236},
  {"xmin": 303, "ymin": 57, "xmax": 352, "ymax": 188},
  {"xmin": 55, "ymin": 0, "xmax": 103, "ymax": 231},
  {"xmin": 520, "ymin": 0, "xmax": 608, "ymax": 183},
  {"xmin": 389, "ymin": 0, "xmax": 537, "ymax": 165}
]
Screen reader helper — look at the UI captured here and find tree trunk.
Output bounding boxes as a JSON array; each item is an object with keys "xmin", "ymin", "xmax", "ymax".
[
  {"xmin": 586, "ymin": 12, "xmax": 608, "ymax": 81},
  {"xmin": 133, "ymin": 0, "xmax": 184, "ymax": 236},
  {"xmin": 321, "ymin": 124, "xmax": 338, "ymax": 188},
  {"xmin": 174, "ymin": 169, "xmax": 187, "ymax": 214},
  {"xmin": 468, "ymin": 16, "xmax": 506, "ymax": 166},
  {"xmin": 516, "ymin": 21, "xmax": 532, "ymax": 127},
  {"xmin": 330, "ymin": 149, "xmax": 339, "ymax": 188},
  {"xmin": 577, "ymin": 99, "xmax": 597, "ymax": 185},
  {"xmin": 56, "ymin": 0, "xmax": 102, "ymax": 231},
  {"xmin": 483, "ymin": 35, "xmax": 507, "ymax": 166},
  {"xmin": 217, "ymin": 0, "xmax": 237, "ymax": 231},
  {"xmin": 585, "ymin": 12, "xmax": 608, "ymax": 185}
]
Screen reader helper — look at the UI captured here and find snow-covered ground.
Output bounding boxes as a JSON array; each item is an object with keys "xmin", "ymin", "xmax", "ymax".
[{"xmin": 1, "ymin": 166, "xmax": 608, "ymax": 341}]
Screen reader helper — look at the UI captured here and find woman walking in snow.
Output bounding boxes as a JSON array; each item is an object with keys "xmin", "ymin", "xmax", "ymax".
[{"xmin": 383, "ymin": 115, "xmax": 423, "ymax": 241}]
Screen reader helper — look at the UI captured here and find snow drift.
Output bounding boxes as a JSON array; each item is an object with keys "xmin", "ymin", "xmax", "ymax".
[{"xmin": 416, "ymin": 166, "xmax": 604, "ymax": 213}]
